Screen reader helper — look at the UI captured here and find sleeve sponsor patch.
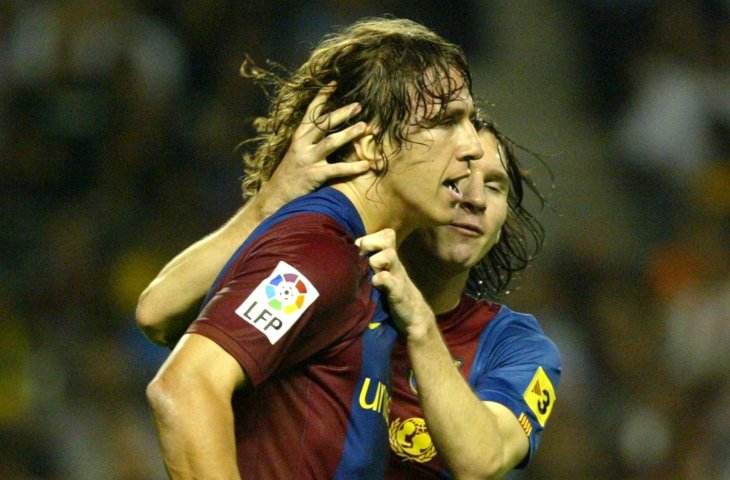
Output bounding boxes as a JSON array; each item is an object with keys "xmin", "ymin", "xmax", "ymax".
[
  {"xmin": 234, "ymin": 261, "xmax": 320, "ymax": 344},
  {"xmin": 523, "ymin": 367, "xmax": 556, "ymax": 427}
]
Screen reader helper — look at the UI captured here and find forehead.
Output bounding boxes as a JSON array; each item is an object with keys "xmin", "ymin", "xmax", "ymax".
[
  {"xmin": 415, "ymin": 68, "xmax": 474, "ymax": 118},
  {"xmin": 474, "ymin": 130, "xmax": 508, "ymax": 174}
]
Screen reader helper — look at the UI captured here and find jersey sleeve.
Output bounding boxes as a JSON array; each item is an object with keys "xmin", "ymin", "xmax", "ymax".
[
  {"xmin": 470, "ymin": 309, "xmax": 562, "ymax": 468},
  {"xmin": 188, "ymin": 213, "xmax": 370, "ymax": 386}
]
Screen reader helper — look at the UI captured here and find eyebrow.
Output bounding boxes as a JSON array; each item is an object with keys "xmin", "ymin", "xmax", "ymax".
[
  {"xmin": 484, "ymin": 170, "xmax": 510, "ymax": 184},
  {"xmin": 444, "ymin": 102, "xmax": 476, "ymax": 118},
  {"xmin": 417, "ymin": 98, "xmax": 475, "ymax": 126}
]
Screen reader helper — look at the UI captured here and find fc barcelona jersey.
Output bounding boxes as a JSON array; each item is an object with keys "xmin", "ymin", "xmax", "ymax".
[
  {"xmin": 387, "ymin": 296, "xmax": 561, "ymax": 479},
  {"xmin": 189, "ymin": 187, "xmax": 397, "ymax": 479}
]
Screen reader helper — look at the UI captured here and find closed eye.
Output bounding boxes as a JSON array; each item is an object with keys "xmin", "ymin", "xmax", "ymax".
[
  {"xmin": 438, "ymin": 114, "xmax": 458, "ymax": 127},
  {"xmin": 485, "ymin": 183, "xmax": 505, "ymax": 194},
  {"xmin": 484, "ymin": 174, "xmax": 510, "ymax": 194}
]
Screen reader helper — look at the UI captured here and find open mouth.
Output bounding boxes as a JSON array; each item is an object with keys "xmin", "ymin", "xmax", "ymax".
[{"xmin": 444, "ymin": 180, "xmax": 462, "ymax": 199}]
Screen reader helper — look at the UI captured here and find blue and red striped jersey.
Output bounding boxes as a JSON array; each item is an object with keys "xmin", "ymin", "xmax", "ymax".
[
  {"xmin": 387, "ymin": 296, "xmax": 561, "ymax": 478},
  {"xmin": 189, "ymin": 187, "xmax": 397, "ymax": 479}
]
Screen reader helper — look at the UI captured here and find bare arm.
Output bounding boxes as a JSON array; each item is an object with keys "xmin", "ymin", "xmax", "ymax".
[
  {"xmin": 358, "ymin": 230, "xmax": 529, "ymax": 480},
  {"xmin": 404, "ymin": 323, "xmax": 529, "ymax": 480},
  {"xmin": 136, "ymin": 85, "xmax": 368, "ymax": 347},
  {"xmin": 136, "ymin": 201, "xmax": 266, "ymax": 347},
  {"xmin": 146, "ymin": 333, "xmax": 245, "ymax": 479}
]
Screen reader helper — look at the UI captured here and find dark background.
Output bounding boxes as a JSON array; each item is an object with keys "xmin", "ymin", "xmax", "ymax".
[{"xmin": 1, "ymin": 1, "xmax": 729, "ymax": 478}]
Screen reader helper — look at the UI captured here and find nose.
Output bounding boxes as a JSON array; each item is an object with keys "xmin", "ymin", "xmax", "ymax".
[
  {"xmin": 457, "ymin": 118, "xmax": 484, "ymax": 164},
  {"xmin": 457, "ymin": 171, "xmax": 487, "ymax": 213}
]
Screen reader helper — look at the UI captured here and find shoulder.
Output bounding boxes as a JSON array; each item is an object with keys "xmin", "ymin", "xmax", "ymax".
[
  {"xmin": 260, "ymin": 186, "xmax": 365, "ymax": 240},
  {"xmin": 492, "ymin": 304, "xmax": 545, "ymax": 334},
  {"xmin": 494, "ymin": 306, "xmax": 558, "ymax": 347},
  {"xmin": 228, "ymin": 209, "xmax": 368, "ymax": 311},
  {"xmin": 248, "ymin": 212, "xmax": 360, "ymax": 263},
  {"xmin": 476, "ymin": 304, "xmax": 562, "ymax": 371}
]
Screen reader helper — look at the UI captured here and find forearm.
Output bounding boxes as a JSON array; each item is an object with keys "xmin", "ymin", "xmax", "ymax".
[
  {"xmin": 147, "ymin": 334, "xmax": 245, "ymax": 479},
  {"xmin": 148, "ymin": 381, "xmax": 240, "ymax": 479},
  {"xmin": 136, "ymin": 199, "xmax": 267, "ymax": 346},
  {"xmin": 137, "ymin": 89, "xmax": 369, "ymax": 347},
  {"xmin": 407, "ymin": 320, "xmax": 506, "ymax": 480}
]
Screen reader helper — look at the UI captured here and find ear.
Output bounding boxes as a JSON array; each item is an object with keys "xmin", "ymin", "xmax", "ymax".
[{"xmin": 353, "ymin": 134, "xmax": 385, "ymax": 172}]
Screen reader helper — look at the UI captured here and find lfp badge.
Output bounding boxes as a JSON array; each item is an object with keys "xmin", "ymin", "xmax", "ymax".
[
  {"xmin": 235, "ymin": 261, "xmax": 319, "ymax": 344},
  {"xmin": 266, "ymin": 270, "xmax": 309, "ymax": 314}
]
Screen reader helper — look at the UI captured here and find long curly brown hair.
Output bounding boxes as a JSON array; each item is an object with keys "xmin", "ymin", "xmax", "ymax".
[
  {"xmin": 465, "ymin": 119, "xmax": 551, "ymax": 299},
  {"xmin": 238, "ymin": 17, "xmax": 473, "ymax": 199}
]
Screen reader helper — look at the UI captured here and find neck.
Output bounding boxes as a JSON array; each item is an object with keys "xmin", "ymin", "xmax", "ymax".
[
  {"xmin": 332, "ymin": 170, "xmax": 467, "ymax": 313},
  {"xmin": 331, "ymin": 175, "xmax": 417, "ymax": 245},
  {"xmin": 401, "ymin": 249, "xmax": 469, "ymax": 315}
]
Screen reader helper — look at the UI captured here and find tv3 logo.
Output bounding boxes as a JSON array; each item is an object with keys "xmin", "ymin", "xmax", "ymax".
[{"xmin": 523, "ymin": 367, "xmax": 555, "ymax": 427}]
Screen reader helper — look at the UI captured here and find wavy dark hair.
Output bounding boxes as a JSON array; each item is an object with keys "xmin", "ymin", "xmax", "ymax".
[
  {"xmin": 465, "ymin": 119, "xmax": 550, "ymax": 299},
  {"xmin": 238, "ymin": 17, "xmax": 473, "ymax": 199}
]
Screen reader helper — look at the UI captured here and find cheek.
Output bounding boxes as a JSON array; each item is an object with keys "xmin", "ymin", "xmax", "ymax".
[
  {"xmin": 492, "ymin": 204, "xmax": 509, "ymax": 228},
  {"xmin": 483, "ymin": 209, "xmax": 508, "ymax": 244}
]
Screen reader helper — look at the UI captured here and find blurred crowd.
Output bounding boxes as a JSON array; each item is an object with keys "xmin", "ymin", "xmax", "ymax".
[{"xmin": 1, "ymin": 1, "xmax": 728, "ymax": 479}]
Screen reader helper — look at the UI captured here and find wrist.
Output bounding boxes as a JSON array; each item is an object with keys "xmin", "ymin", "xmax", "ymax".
[
  {"xmin": 403, "ymin": 308, "xmax": 439, "ymax": 346},
  {"xmin": 248, "ymin": 187, "xmax": 276, "ymax": 220},
  {"xmin": 256, "ymin": 178, "xmax": 299, "ymax": 219}
]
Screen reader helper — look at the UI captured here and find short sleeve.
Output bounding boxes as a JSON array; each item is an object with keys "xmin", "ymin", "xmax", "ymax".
[
  {"xmin": 188, "ymin": 213, "xmax": 371, "ymax": 386},
  {"xmin": 470, "ymin": 311, "xmax": 562, "ymax": 468}
]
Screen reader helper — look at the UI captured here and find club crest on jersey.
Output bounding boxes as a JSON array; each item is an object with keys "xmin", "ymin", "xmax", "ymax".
[
  {"xmin": 389, "ymin": 417, "xmax": 437, "ymax": 463},
  {"xmin": 408, "ymin": 358, "xmax": 463, "ymax": 394},
  {"xmin": 523, "ymin": 366, "xmax": 556, "ymax": 426},
  {"xmin": 235, "ymin": 261, "xmax": 319, "ymax": 344}
]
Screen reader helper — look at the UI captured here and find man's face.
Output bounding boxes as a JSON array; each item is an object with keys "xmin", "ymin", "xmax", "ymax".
[
  {"xmin": 376, "ymin": 72, "xmax": 484, "ymax": 230},
  {"xmin": 415, "ymin": 129, "xmax": 510, "ymax": 270}
]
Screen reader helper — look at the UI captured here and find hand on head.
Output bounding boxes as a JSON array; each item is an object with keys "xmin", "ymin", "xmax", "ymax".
[{"xmin": 256, "ymin": 84, "xmax": 370, "ymax": 216}]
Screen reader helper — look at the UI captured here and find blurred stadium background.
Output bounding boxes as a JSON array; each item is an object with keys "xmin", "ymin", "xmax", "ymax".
[{"xmin": 1, "ymin": 1, "xmax": 728, "ymax": 479}]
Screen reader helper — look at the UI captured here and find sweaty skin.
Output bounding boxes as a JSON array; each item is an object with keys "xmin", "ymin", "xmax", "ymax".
[
  {"xmin": 139, "ymin": 90, "xmax": 528, "ymax": 479},
  {"xmin": 358, "ymin": 130, "xmax": 529, "ymax": 479},
  {"xmin": 143, "ymin": 71, "xmax": 483, "ymax": 478}
]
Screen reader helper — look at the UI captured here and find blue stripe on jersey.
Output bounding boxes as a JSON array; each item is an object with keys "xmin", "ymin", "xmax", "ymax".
[
  {"xmin": 334, "ymin": 286, "xmax": 397, "ymax": 480},
  {"xmin": 200, "ymin": 186, "xmax": 396, "ymax": 477},
  {"xmin": 200, "ymin": 187, "xmax": 366, "ymax": 310}
]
